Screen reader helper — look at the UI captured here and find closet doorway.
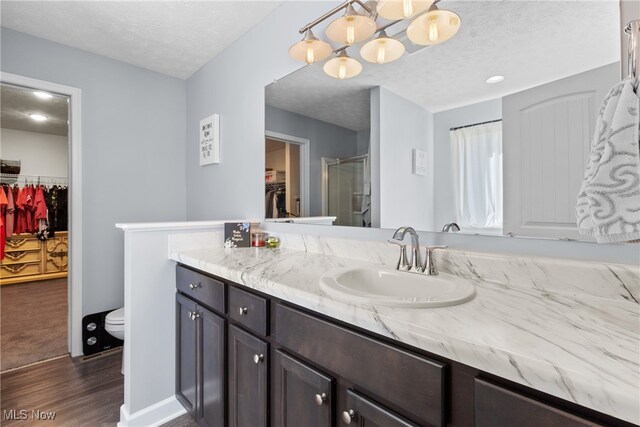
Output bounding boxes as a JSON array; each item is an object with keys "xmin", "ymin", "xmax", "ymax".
[
  {"xmin": 264, "ymin": 131, "xmax": 309, "ymax": 219},
  {"xmin": 0, "ymin": 72, "xmax": 83, "ymax": 367}
]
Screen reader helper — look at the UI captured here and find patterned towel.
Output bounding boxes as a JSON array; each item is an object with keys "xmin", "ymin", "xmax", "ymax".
[{"xmin": 576, "ymin": 77, "xmax": 640, "ymax": 243}]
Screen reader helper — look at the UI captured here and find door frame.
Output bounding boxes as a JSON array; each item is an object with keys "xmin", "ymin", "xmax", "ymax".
[
  {"xmin": 1, "ymin": 72, "xmax": 83, "ymax": 357},
  {"xmin": 264, "ymin": 130, "xmax": 310, "ymax": 217}
]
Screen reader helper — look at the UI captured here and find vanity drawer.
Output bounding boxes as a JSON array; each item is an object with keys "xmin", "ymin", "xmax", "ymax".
[
  {"xmin": 475, "ymin": 378, "xmax": 602, "ymax": 427},
  {"xmin": 176, "ymin": 265, "xmax": 225, "ymax": 313},
  {"xmin": 274, "ymin": 303, "xmax": 445, "ymax": 427},
  {"xmin": 228, "ymin": 286, "xmax": 268, "ymax": 336}
]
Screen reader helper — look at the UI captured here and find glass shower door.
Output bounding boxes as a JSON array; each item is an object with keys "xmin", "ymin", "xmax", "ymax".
[{"xmin": 323, "ymin": 156, "xmax": 367, "ymax": 227}]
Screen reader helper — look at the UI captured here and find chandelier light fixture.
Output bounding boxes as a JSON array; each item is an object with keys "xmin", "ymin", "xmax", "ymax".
[{"xmin": 288, "ymin": 0, "xmax": 462, "ymax": 79}]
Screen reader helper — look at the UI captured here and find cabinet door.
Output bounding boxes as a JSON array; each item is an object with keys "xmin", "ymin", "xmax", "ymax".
[
  {"xmin": 176, "ymin": 293, "xmax": 198, "ymax": 418},
  {"xmin": 273, "ymin": 350, "xmax": 333, "ymax": 427},
  {"xmin": 340, "ymin": 389, "xmax": 419, "ymax": 427},
  {"xmin": 228, "ymin": 325, "xmax": 268, "ymax": 427},
  {"xmin": 199, "ymin": 307, "xmax": 226, "ymax": 427}
]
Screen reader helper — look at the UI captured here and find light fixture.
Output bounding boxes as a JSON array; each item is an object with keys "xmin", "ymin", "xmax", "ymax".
[
  {"xmin": 29, "ymin": 114, "xmax": 48, "ymax": 121},
  {"xmin": 407, "ymin": 4, "xmax": 461, "ymax": 46},
  {"xmin": 323, "ymin": 50, "xmax": 363, "ymax": 79},
  {"xmin": 326, "ymin": 4, "xmax": 377, "ymax": 45},
  {"xmin": 360, "ymin": 30, "xmax": 406, "ymax": 64},
  {"xmin": 33, "ymin": 91, "xmax": 53, "ymax": 99},
  {"xmin": 485, "ymin": 75, "xmax": 504, "ymax": 84},
  {"xmin": 377, "ymin": 0, "xmax": 433, "ymax": 20},
  {"xmin": 289, "ymin": 29, "xmax": 333, "ymax": 64}
]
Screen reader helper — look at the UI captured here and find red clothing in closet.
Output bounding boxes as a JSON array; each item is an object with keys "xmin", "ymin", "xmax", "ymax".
[
  {"xmin": 0, "ymin": 187, "xmax": 7, "ymax": 259},
  {"xmin": 34, "ymin": 186, "xmax": 47, "ymax": 220},
  {"xmin": 5, "ymin": 186, "xmax": 15, "ymax": 237}
]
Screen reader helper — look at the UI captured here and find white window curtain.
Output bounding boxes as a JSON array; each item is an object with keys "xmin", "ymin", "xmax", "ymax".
[{"xmin": 450, "ymin": 121, "xmax": 503, "ymax": 231}]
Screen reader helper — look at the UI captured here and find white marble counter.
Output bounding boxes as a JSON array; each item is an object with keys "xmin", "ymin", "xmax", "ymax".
[{"xmin": 170, "ymin": 246, "xmax": 640, "ymax": 425}]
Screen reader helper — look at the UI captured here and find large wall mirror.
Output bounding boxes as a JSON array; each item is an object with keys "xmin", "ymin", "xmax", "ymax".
[{"xmin": 264, "ymin": 0, "xmax": 620, "ymax": 241}]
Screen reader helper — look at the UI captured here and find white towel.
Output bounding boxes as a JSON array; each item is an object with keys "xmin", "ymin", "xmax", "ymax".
[{"xmin": 576, "ymin": 77, "xmax": 640, "ymax": 243}]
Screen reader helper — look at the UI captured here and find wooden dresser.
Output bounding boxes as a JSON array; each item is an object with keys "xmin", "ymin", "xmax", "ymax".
[{"xmin": 1, "ymin": 232, "xmax": 68, "ymax": 285}]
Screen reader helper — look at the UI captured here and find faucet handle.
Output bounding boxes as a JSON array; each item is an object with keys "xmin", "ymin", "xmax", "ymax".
[
  {"xmin": 388, "ymin": 240, "xmax": 410, "ymax": 271},
  {"xmin": 423, "ymin": 246, "xmax": 448, "ymax": 275}
]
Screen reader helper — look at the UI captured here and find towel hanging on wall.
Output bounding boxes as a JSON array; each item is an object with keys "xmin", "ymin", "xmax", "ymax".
[{"xmin": 576, "ymin": 77, "xmax": 640, "ymax": 243}]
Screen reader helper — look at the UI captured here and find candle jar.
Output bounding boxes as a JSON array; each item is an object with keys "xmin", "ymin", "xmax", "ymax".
[{"xmin": 251, "ymin": 232, "xmax": 269, "ymax": 247}]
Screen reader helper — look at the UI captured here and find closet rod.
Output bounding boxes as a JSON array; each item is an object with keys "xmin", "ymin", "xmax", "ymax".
[
  {"xmin": 450, "ymin": 119, "xmax": 502, "ymax": 132},
  {"xmin": 0, "ymin": 173, "xmax": 69, "ymax": 185}
]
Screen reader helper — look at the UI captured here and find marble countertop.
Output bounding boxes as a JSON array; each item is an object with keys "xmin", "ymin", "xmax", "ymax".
[{"xmin": 170, "ymin": 246, "xmax": 640, "ymax": 425}]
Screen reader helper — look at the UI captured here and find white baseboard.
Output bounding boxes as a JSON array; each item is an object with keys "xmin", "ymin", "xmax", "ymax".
[{"xmin": 117, "ymin": 397, "xmax": 186, "ymax": 427}]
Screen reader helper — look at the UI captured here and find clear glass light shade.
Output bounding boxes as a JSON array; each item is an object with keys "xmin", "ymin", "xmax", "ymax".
[
  {"xmin": 323, "ymin": 51, "xmax": 363, "ymax": 79},
  {"xmin": 407, "ymin": 7, "xmax": 461, "ymax": 45},
  {"xmin": 360, "ymin": 31, "xmax": 405, "ymax": 64},
  {"xmin": 289, "ymin": 30, "xmax": 333, "ymax": 64},
  {"xmin": 376, "ymin": 0, "xmax": 433, "ymax": 20},
  {"xmin": 326, "ymin": 5, "xmax": 377, "ymax": 45}
]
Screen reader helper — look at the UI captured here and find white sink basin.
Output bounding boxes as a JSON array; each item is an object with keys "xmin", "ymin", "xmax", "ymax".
[{"xmin": 320, "ymin": 267, "xmax": 476, "ymax": 308}]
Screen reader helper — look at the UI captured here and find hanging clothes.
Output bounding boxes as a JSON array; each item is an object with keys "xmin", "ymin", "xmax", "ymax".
[
  {"xmin": 0, "ymin": 186, "xmax": 8, "ymax": 259},
  {"xmin": 4, "ymin": 185, "xmax": 14, "ymax": 237}
]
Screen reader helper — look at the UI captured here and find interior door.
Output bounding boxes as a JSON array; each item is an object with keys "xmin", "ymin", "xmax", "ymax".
[{"xmin": 199, "ymin": 307, "xmax": 225, "ymax": 427}]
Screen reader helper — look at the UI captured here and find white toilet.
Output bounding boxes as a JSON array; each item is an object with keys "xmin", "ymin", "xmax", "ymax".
[{"xmin": 105, "ymin": 307, "xmax": 125, "ymax": 374}]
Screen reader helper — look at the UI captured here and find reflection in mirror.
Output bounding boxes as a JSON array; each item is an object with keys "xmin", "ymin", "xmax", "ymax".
[{"xmin": 265, "ymin": 1, "xmax": 620, "ymax": 241}]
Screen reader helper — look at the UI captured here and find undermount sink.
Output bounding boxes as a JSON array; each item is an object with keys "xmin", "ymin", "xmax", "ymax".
[{"xmin": 320, "ymin": 267, "xmax": 476, "ymax": 308}]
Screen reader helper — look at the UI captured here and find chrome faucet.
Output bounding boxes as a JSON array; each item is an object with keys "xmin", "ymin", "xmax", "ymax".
[
  {"xmin": 390, "ymin": 226, "xmax": 448, "ymax": 275},
  {"xmin": 442, "ymin": 222, "xmax": 460, "ymax": 232},
  {"xmin": 390, "ymin": 226, "xmax": 422, "ymax": 272}
]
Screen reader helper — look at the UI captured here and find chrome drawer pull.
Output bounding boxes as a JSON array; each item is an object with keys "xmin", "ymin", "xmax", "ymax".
[
  {"xmin": 238, "ymin": 307, "xmax": 248, "ymax": 315},
  {"xmin": 315, "ymin": 393, "xmax": 327, "ymax": 406}
]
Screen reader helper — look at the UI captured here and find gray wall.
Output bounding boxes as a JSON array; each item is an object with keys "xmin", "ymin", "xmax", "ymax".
[
  {"xmin": 379, "ymin": 87, "xmax": 434, "ymax": 231},
  {"xmin": 1, "ymin": 28, "xmax": 187, "ymax": 315},
  {"xmin": 185, "ymin": 2, "xmax": 639, "ymax": 264},
  {"xmin": 356, "ymin": 129, "xmax": 370, "ymax": 156},
  {"xmin": 265, "ymin": 105, "xmax": 358, "ymax": 216},
  {"xmin": 433, "ymin": 98, "xmax": 502, "ymax": 230},
  {"xmin": 185, "ymin": 2, "xmax": 333, "ymax": 221}
]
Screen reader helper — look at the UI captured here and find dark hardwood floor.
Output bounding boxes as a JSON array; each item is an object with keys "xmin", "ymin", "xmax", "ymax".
[
  {"xmin": 1, "ymin": 351, "xmax": 122, "ymax": 426},
  {"xmin": 1, "ymin": 348, "xmax": 198, "ymax": 427}
]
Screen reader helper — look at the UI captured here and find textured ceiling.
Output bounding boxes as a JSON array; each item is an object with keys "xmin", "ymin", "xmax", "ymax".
[
  {"xmin": 1, "ymin": 85, "xmax": 69, "ymax": 136},
  {"xmin": 0, "ymin": 1, "xmax": 283, "ymax": 79},
  {"xmin": 266, "ymin": 0, "xmax": 620, "ymax": 131}
]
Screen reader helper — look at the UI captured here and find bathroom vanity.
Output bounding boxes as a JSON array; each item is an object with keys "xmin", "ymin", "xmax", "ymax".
[{"xmin": 173, "ymin": 247, "xmax": 639, "ymax": 427}]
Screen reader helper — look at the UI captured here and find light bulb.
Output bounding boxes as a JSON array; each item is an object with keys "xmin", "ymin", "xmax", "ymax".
[
  {"xmin": 346, "ymin": 24, "xmax": 356, "ymax": 44},
  {"xmin": 403, "ymin": 0, "xmax": 413, "ymax": 17},
  {"xmin": 306, "ymin": 46, "xmax": 315, "ymax": 64},
  {"xmin": 428, "ymin": 16, "xmax": 439, "ymax": 42},
  {"xmin": 377, "ymin": 45, "xmax": 386, "ymax": 64},
  {"xmin": 338, "ymin": 62, "xmax": 347, "ymax": 79}
]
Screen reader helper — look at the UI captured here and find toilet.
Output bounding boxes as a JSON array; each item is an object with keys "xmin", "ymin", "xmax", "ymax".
[{"xmin": 105, "ymin": 307, "xmax": 125, "ymax": 374}]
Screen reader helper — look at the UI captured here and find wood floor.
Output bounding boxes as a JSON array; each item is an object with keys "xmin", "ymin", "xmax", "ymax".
[
  {"xmin": 0, "ymin": 349, "xmax": 200, "ymax": 427},
  {"xmin": 1, "ymin": 278, "xmax": 68, "ymax": 371},
  {"xmin": 1, "ymin": 351, "xmax": 123, "ymax": 426}
]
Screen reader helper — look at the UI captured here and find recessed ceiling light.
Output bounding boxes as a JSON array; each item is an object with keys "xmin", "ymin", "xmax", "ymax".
[
  {"xmin": 29, "ymin": 114, "xmax": 48, "ymax": 121},
  {"xmin": 485, "ymin": 75, "xmax": 504, "ymax": 84},
  {"xmin": 33, "ymin": 91, "xmax": 53, "ymax": 99}
]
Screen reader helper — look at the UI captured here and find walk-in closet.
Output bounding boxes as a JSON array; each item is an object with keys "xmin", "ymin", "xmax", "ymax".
[{"xmin": 0, "ymin": 83, "xmax": 70, "ymax": 372}]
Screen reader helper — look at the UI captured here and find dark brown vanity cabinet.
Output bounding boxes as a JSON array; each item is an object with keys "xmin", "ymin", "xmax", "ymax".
[
  {"xmin": 176, "ymin": 293, "xmax": 225, "ymax": 427},
  {"xmin": 228, "ymin": 325, "xmax": 269, "ymax": 427},
  {"xmin": 176, "ymin": 265, "xmax": 630, "ymax": 427}
]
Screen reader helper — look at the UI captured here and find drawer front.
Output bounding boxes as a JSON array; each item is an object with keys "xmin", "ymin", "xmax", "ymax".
[
  {"xmin": 228, "ymin": 286, "xmax": 268, "ymax": 336},
  {"xmin": 1, "ymin": 261, "xmax": 42, "ymax": 278},
  {"xmin": 274, "ymin": 304, "xmax": 446, "ymax": 427},
  {"xmin": 2, "ymin": 250, "xmax": 41, "ymax": 263},
  {"xmin": 475, "ymin": 378, "xmax": 603, "ymax": 427},
  {"xmin": 45, "ymin": 238, "xmax": 69, "ymax": 273},
  {"xmin": 176, "ymin": 265, "xmax": 225, "ymax": 313},
  {"xmin": 5, "ymin": 236, "xmax": 40, "ymax": 251},
  {"xmin": 344, "ymin": 389, "xmax": 419, "ymax": 427}
]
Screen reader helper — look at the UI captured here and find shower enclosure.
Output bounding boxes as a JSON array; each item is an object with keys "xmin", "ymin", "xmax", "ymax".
[{"xmin": 322, "ymin": 155, "xmax": 368, "ymax": 227}]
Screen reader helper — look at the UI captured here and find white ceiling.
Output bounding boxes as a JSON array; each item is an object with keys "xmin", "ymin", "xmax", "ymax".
[
  {"xmin": 0, "ymin": 1, "xmax": 283, "ymax": 79},
  {"xmin": 266, "ymin": 0, "xmax": 621, "ymax": 131},
  {"xmin": 1, "ymin": 85, "xmax": 69, "ymax": 136}
]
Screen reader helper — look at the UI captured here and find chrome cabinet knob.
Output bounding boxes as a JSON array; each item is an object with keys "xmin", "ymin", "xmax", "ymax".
[
  {"xmin": 315, "ymin": 393, "xmax": 327, "ymax": 406},
  {"xmin": 341, "ymin": 409, "xmax": 356, "ymax": 424},
  {"xmin": 189, "ymin": 283, "xmax": 199, "ymax": 290},
  {"xmin": 253, "ymin": 353, "xmax": 264, "ymax": 364},
  {"xmin": 187, "ymin": 310, "xmax": 200, "ymax": 321},
  {"xmin": 238, "ymin": 307, "xmax": 248, "ymax": 315}
]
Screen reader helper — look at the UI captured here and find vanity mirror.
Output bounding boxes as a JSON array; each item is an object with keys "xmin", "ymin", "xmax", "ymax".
[{"xmin": 264, "ymin": 0, "xmax": 621, "ymax": 241}]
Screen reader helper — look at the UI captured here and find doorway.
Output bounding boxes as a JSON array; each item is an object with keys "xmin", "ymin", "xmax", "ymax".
[
  {"xmin": 264, "ymin": 131, "xmax": 309, "ymax": 219},
  {"xmin": 0, "ymin": 72, "xmax": 82, "ymax": 364}
]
